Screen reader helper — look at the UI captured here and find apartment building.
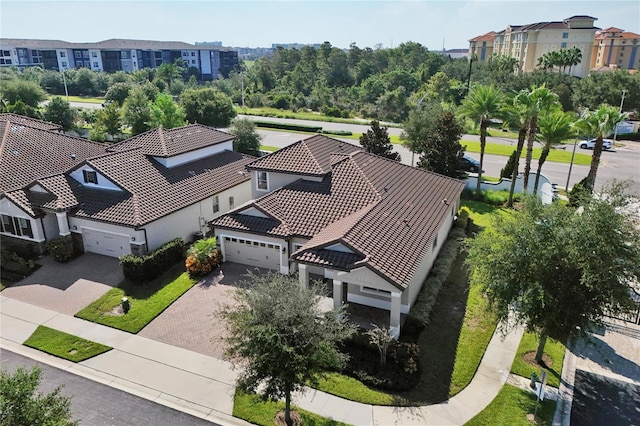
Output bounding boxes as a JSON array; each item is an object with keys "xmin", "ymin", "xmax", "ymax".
[
  {"xmin": 0, "ymin": 38, "xmax": 239, "ymax": 80},
  {"xmin": 469, "ymin": 15, "xmax": 600, "ymax": 77},
  {"xmin": 591, "ymin": 27, "xmax": 640, "ymax": 70}
]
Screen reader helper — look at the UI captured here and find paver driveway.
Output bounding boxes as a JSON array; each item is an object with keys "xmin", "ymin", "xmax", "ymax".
[{"xmin": 2, "ymin": 253, "xmax": 122, "ymax": 316}]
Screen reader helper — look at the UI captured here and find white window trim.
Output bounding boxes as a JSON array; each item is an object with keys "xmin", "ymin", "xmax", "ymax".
[{"xmin": 256, "ymin": 171, "xmax": 269, "ymax": 191}]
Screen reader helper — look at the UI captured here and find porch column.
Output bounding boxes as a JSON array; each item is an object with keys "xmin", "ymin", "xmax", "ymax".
[
  {"xmin": 298, "ymin": 264, "xmax": 309, "ymax": 289},
  {"xmin": 56, "ymin": 212, "xmax": 70, "ymax": 236},
  {"xmin": 390, "ymin": 291, "xmax": 402, "ymax": 340},
  {"xmin": 332, "ymin": 280, "xmax": 344, "ymax": 311}
]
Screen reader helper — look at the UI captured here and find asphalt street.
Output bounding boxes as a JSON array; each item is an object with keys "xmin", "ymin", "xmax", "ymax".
[
  {"xmin": 0, "ymin": 349, "xmax": 217, "ymax": 426},
  {"xmin": 571, "ymin": 369, "xmax": 640, "ymax": 426}
]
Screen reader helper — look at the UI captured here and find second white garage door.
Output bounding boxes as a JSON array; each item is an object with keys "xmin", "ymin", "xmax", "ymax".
[
  {"xmin": 223, "ymin": 237, "xmax": 281, "ymax": 270},
  {"xmin": 83, "ymin": 228, "xmax": 131, "ymax": 258}
]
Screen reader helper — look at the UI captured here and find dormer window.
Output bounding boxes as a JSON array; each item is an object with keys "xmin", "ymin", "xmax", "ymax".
[
  {"xmin": 257, "ymin": 171, "xmax": 268, "ymax": 191},
  {"xmin": 83, "ymin": 170, "xmax": 98, "ymax": 184}
]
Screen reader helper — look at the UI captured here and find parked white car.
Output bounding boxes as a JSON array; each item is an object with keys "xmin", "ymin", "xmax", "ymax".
[{"xmin": 579, "ymin": 139, "xmax": 613, "ymax": 150}]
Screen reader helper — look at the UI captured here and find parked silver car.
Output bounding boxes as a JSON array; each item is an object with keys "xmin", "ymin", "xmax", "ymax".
[{"xmin": 579, "ymin": 139, "xmax": 613, "ymax": 150}]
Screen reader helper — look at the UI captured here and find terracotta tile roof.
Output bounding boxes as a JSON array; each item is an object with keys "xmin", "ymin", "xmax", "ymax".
[
  {"xmin": 469, "ymin": 31, "xmax": 496, "ymax": 42},
  {"xmin": 108, "ymin": 124, "xmax": 235, "ymax": 157},
  {"xmin": 247, "ymin": 134, "xmax": 361, "ymax": 176},
  {"xmin": 214, "ymin": 137, "xmax": 465, "ymax": 289},
  {"xmin": 0, "ymin": 119, "xmax": 107, "ymax": 192},
  {"xmin": 0, "ymin": 114, "xmax": 62, "ymax": 131},
  {"xmin": 50, "ymin": 149, "xmax": 255, "ymax": 227}
]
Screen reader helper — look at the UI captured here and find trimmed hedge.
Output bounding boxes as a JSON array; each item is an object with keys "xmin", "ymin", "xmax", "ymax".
[
  {"xmin": 322, "ymin": 129, "xmax": 353, "ymax": 136},
  {"xmin": 617, "ymin": 132, "xmax": 640, "ymax": 141},
  {"xmin": 253, "ymin": 120, "xmax": 322, "ymax": 133},
  {"xmin": 46, "ymin": 235, "xmax": 75, "ymax": 262},
  {"xmin": 404, "ymin": 226, "xmax": 466, "ymax": 332},
  {"xmin": 119, "ymin": 238, "xmax": 184, "ymax": 284}
]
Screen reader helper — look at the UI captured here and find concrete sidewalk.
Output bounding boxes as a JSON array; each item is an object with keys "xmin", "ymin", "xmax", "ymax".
[{"xmin": 1, "ymin": 293, "xmax": 526, "ymax": 425}]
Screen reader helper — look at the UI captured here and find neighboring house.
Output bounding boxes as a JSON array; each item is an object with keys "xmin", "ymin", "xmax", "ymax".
[
  {"xmin": 1, "ymin": 117, "xmax": 254, "ymax": 257},
  {"xmin": 0, "ymin": 38, "xmax": 239, "ymax": 80},
  {"xmin": 212, "ymin": 135, "xmax": 465, "ymax": 337},
  {"xmin": 469, "ymin": 15, "xmax": 599, "ymax": 77},
  {"xmin": 590, "ymin": 27, "xmax": 640, "ymax": 70}
]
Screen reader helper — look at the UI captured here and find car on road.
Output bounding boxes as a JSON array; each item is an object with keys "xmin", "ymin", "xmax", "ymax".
[
  {"xmin": 458, "ymin": 155, "xmax": 483, "ymax": 173},
  {"xmin": 579, "ymin": 139, "xmax": 613, "ymax": 150}
]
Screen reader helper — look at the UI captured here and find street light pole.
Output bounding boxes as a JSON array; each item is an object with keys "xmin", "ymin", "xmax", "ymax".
[
  {"xmin": 61, "ymin": 69, "xmax": 69, "ymax": 103},
  {"xmin": 612, "ymin": 89, "xmax": 627, "ymax": 143},
  {"xmin": 565, "ymin": 137, "xmax": 578, "ymax": 191}
]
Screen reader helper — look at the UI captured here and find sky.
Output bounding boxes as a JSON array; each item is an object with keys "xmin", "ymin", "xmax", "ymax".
[{"xmin": 1, "ymin": 1, "xmax": 639, "ymax": 50}]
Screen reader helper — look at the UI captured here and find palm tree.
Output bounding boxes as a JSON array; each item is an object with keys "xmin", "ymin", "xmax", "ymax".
[
  {"xmin": 460, "ymin": 84, "xmax": 505, "ymax": 196},
  {"xmin": 522, "ymin": 86, "xmax": 560, "ymax": 192},
  {"xmin": 566, "ymin": 47, "xmax": 582, "ymax": 75},
  {"xmin": 503, "ymin": 90, "xmax": 534, "ymax": 207},
  {"xmin": 534, "ymin": 109, "xmax": 576, "ymax": 194},
  {"xmin": 155, "ymin": 60, "xmax": 185, "ymax": 94},
  {"xmin": 574, "ymin": 105, "xmax": 628, "ymax": 192}
]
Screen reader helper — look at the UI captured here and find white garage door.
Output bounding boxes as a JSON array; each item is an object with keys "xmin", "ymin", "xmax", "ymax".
[
  {"xmin": 223, "ymin": 236, "xmax": 281, "ymax": 270},
  {"xmin": 83, "ymin": 228, "xmax": 131, "ymax": 257}
]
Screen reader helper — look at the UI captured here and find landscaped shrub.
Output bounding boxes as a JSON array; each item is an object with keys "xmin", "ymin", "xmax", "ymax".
[
  {"xmin": 500, "ymin": 150, "xmax": 518, "ymax": 179},
  {"xmin": 341, "ymin": 331, "xmax": 421, "ymax": 391},
  {"xmin": 0, "ymin": 246, "xmax": 38, "ymax": 282},
  {"xmin": 461, "ymin": 189, "xmax": 518, "ymax": 206},
  {"xmin": 120, "ymin": 238, "xmax": 184, "ymax": 284},
  {"xmin": 185, "ymin": 237, "xmax": 222, "ymax": 276},
  {"xmin": 321, "ymin": 129, "xmax": 353, "ymax": 136},
  {"xmin": 404, "ymin": 227, "xmax": 466, "ymax": 333},
  {"xmin": 46, "ymin": 235, "xmax": 75, "ymax": 262},
  {"xmin": 252, "ymin": 120, "xmax": 322, "ymax": 133},
  {"xmin": 568, "ymin": 177, "xmax": 591, "ymax": 207},
  {"xmin": 455, "ymin": 208, "xmax": 470, "ymax": 229}
]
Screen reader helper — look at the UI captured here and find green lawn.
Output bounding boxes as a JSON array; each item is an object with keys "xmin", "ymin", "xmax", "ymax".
[
  {"xmin": 314, "ymin": 372, "xmax": 395, "ymax": 405},
  {"xmin": 233, "ymin": 390, "xmax": 350, "ymax": 426},
  {"xmin": 75, "ymin": 264, "xmax": 196, "ymax": 333},
  {"xmin": 449, "ymin": 281, "xmax": 498, "ymax": 396},
  {"xmin": 259, "ymin": 145, "xmax": 279, "ymax": 152},
  {"xmin": 49, "ymin": 95, "xmax": 105, "ymax": 104},
  {"xmin": 23, "ymin": 326, "xmax": 111, "ymax": 362},
  {"xmin": 461, "ymin": 199, "xmax": 513, "ymax": 230},
  {"xmin": 465, "ymin": 384, "xmax": 556, "ymax": 426},
  {"xmin": 460, "ymin": 140, "xmax": 592, "ymax": 165},
  {"xmin": 510, "ymin": 332, "xmax": 566, "ymax": 388}
]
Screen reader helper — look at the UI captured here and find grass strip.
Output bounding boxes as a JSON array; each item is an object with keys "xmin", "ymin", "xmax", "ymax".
[
  {"xmin": 510, "ymin": 332, "xmax": 566, "ymax": 388},
  {"xmin": 75, "ymin": 264, "xmax": 196, "ymax": 333},
  {"xmin": 465, "ymin": 384, "xmax": 556, "ymax": 426},
  {"xmin": 313, "ymin": 372, "xmax": 395, "ymax": 405},
  {"xmin": 449, "ymin": 281, "xmax": 498, "ymax": 396},
  {"xmin": 233, "ymin": 390, "xmax": 351, "ymax": 426},
  {"xmin": 460, "ymin": 140, "xmax": 592, "ymax": 165},
  {"xmin": 49, "ymin": 95, "xmax": 105, "ymax": 104},
  {"xmin": 24, "ymin": 325, "xmax": 111, "ymax": 362}
]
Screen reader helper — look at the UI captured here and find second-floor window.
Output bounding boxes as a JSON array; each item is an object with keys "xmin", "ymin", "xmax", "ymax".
[
  {"xmin": 257, "ymin": 171, "xmax": 268, "ymax": 191},
  {"xmin": 212, "ymin": 195, "xmax": 219, "ymax": 213},
  {"xmin": 562, "ymin": 32, "xmax": 569, "ymax": 39},
  {"xmin": 83, "ymin": 170, "xmax": 98, "ymax": 184}
]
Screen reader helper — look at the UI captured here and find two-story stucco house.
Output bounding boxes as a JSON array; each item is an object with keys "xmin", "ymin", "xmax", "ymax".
[{"xmin": 212, "ymin": 135, "xmax": 465, "ymax": 337}]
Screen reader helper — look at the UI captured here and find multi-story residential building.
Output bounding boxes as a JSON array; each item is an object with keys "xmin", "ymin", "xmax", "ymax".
[
  {"xmin": 468, "ymin": 32, "xmax": 496, "ymax": 61},
  {"xmin": 469, "ymin": 15, "xmax": 600, "ymax": 77},
  {"xmin": 591, "ymin": 27, "xmax": 640, "ymax": 70},
  {"xmin": 0, "ymin": 38, "xmax": 239, "ymax": 80}
]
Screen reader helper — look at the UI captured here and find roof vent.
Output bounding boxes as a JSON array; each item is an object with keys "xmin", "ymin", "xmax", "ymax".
[
  {"xmin": 71, "ymin": 153, "xmax": 77, "ymax": 160},
  {"xmin": 188, "ymin": 171, "xmax": 196, "ymax": 176}
]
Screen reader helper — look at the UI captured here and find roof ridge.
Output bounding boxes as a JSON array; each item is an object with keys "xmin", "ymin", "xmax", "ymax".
[
  {"xmin": 157, "ymin": 126, "xmax": 169, "ymax": 157},
  {"xmin": 131, "ymin": 193, "xmax": 144, "ymax": 226},
  {"xmin": 0, "ymin": 121, "xmax": 10, "ymax": 165},
  {"xmin": 302, "ymin": 139, "xmax": 324, "ymax": 174}
]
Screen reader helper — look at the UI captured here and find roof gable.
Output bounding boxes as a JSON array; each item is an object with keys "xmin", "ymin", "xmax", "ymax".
[
  {"xmin": 247, "ymin": 135, "xmax": 362, "ymax": 176},
  {"xmin": 108, "ymin": 124, "xmax": 234, "ymax": 158},
  {"xmin": 0, "ymin": 119, "xmax": 107, "ymax": 192}
]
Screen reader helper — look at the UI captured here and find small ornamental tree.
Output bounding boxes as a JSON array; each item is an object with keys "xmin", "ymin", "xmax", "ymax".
[
  {"xmin": 466, "ymin": 182, "xmax": 640, "ymax": 362},
  {"xmin": 366, "ymin": 324, "xmax": 394, "ymax": 366},
  {"xmin": 500, "ymin": 150, "xmax": 518, "ymax": 179},
  {"xmin": 229, "ymin": 118, "xmax": 262, "ymax": 156},
  {"xmin": 359, "ymin": 120, "xmax": 400, "ymax": 161},
  {"xmin": 43, "ymin": 97, "xmax": 75, "ymax": 131},
  {"xmin": 0, "ymin": 366, "xmax": 78, "ymax": 426},
  {"xmin": 220, "ymin": 271, "xmax": 356, "ymax": 426},
  {"xmin": 416, "ymin": 111, "xmax": 466, "ymax": 179}
]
